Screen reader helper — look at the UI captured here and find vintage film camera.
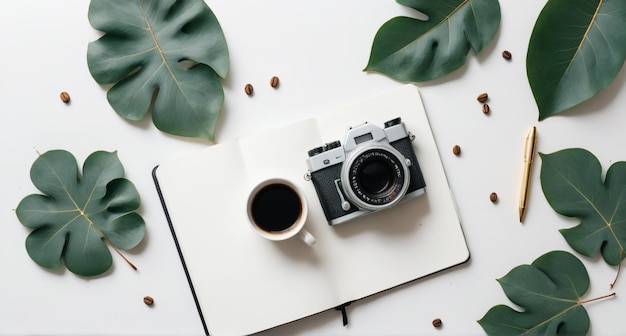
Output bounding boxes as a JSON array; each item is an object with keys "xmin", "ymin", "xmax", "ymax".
[{"xmin": 306, "ymin": 118, "xmax": 426, "ymax": 225}]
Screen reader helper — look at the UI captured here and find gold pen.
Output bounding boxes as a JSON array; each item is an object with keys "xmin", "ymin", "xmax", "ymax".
[{"xmin": 519, "ymin": 126, "xmax": 537, "ymax": 222}]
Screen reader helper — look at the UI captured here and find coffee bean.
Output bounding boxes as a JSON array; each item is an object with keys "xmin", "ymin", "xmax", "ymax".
[
  {"xmin": 143, "ymin": 296, "xmax": 154, "ymax": 305},
  {"xmin": 482, "ymin": 104, "xmax": 490, "ymax": 114},
  {"xmin": 432, "ymin": 318, "xmax": 442, "ymax": 328},
  {"xmin": 452, "ymin": 145, "xmax": 461, "ymax": 156},
  {"xmin": 490, "ymin": 192, "xmax": 498, "ymax": 203},
  {"xmin": 270, "ymin": 76, "xmax": 280, "ymax": 88},
  {"xmin": 244, "ymin": 84, "xmax": 254, "ymax": 96},
  {"xmin": 477, "ymin": 93, "xmax": 488, "ymax": 103},
  {"xmin": 502, "ymin": 50, "xmax": 512, "ymax": 60},
  {"xmin": 60, "ymin": 91, "xmax": 70, "ymax": 103}
]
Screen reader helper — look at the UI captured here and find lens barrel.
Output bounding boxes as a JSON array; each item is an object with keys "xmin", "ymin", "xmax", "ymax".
[{"xmin": 341, "ymin": 145, "xmax": 410, "ymax": 210}]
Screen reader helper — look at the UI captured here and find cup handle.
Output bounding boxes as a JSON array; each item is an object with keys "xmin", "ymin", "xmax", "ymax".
[{"xmin": 298, "ymin": 229, "xmax": 316, "ymax": 246}]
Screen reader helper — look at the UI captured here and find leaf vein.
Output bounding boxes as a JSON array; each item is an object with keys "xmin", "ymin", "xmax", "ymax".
[
  {"xmin": 137, "ymin": 0, "xmax": 192, "ymax": 111},
  {"xmin": 558, "ymin": 0, "xmax": 603, "ymax": 88},
  {"xmin": 42, "ymin": 213, "xmax": 82, "ymax": 249}
]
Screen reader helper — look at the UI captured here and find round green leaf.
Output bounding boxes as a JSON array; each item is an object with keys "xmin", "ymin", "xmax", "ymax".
[
  {"xmin": 540, "ymin": 148, "xmax": 626, "ymax": 266},
  {"xmin": 527, "ymin": 0, "xmax": 626, "ymax": 120},
  {"xmin": 15, "ymin": 150, "xmax": 145, "ymax": 277},
  {"xmin": 364, "ymin": 0, "xmax": 501, "ymax": 82},
  {"xmin": 87, "ymin": 0, "xmax": 229, "ymax": 140},
  {"xmin": 478, "ymin": 251, "xmax": 590, "ymax": 335}
]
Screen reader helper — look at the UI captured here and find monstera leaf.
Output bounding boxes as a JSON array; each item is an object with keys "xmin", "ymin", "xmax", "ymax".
[
  {"xmin": 16, "ymin": 150, "xmax": 145, "ymax": 277},
  {"xmin": 527, "ymin": 0, "xmax": 626, "ymax": 120},
  {"xmin": 540, "ymin": 148, "xmax": 626, "ymax": 266},
  {"xmin": 365, "ymin": 0, "xmax": 501, "ymax": 82},
  {"xmin": 87, "ymin": 0, "xmax": 229, "ymax": 140},
  {"xmin": 479, "ymin": 251, "xmax": 592, "ymax": 335}
]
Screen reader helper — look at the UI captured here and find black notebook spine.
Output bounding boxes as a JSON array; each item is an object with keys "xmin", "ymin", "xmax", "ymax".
[{"xmin": 152, "ymin": 166, "xmax": 210, "ymax": 336}]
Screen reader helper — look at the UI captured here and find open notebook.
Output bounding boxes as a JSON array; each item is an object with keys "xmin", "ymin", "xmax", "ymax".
[{"xmin": 153, "ymin": 85, "xmax": 470, "ymax": 335}]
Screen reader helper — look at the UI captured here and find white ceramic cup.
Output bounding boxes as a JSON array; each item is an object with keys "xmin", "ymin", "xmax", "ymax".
[{"xmin": 246, "ymin": 178, "xmax": 316, "ymax": 246}]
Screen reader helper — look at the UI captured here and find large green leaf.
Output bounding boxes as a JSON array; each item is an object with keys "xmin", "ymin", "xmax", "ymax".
[
  {"xmin": 364, "ymin": 0, "xmax": 501, "ymax": 82},
  {"xmin": 540, "ymin": 148, "xmax": 626, "ymax": 266},
  {"xmin": 478, "ymin": 251, "xmax": 590, "ymax": 335},
  {"xmin": 87, "ymin": 0, "xmax": 229, "ymax": 140},
  {"xmin": 16, "ymin": 150, "xmax": 145, "ymax": 277},
  {"xmin": 527, "ymin": 0, "xmax": 626, "ymax": 120}
]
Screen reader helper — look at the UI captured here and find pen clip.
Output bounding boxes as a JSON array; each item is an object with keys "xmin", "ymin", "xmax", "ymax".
[{"xmin": 524, "ymin": 126, "xmax": 537, "ymax": 162}]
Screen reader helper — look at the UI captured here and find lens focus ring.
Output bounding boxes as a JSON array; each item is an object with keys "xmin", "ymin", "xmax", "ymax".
[{"xmin": 341, "ymin": 145, "xmax": 410, "ymax": 211}]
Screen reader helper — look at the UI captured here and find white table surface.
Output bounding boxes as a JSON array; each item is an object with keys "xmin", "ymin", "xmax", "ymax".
[{"xmin": 1, "ymin": 1, "xmax": 625, "ymax": 335}]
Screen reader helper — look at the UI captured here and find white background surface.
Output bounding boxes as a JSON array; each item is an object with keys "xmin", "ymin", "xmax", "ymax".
[{"xmin": 1, "ymin": 0, "xmax": 625, "ymax": 335}]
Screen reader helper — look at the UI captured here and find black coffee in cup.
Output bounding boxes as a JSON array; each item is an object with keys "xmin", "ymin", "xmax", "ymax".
[{"xmin": 250, "ymin": 183, "xmax": 302, "ymax": 232}]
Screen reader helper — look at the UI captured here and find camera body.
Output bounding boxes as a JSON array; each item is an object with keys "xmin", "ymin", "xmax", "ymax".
[{"xmin": 306, "ymin": 118, "xmax": 426, "ymax": 225}]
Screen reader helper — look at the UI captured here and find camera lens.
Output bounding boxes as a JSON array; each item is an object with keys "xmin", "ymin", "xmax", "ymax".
[
  {"xmin": 341, "ymin": 146, "xmax": 410, "ymax": 210},
  {"xmin": 358, "ymin": 157, "xmax": 395, "ymax": 195}
]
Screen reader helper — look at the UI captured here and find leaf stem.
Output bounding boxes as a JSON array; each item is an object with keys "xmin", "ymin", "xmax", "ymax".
[
  {"xmin": 102, "ymin": 237, "xmax": 138, "ymax": 271},
  {"xmin": 579, "ymin": 292, "xmax": 616, "ymax": 305},
  {"xmin": 611, "ymin": 260, "xmax": 622, "ymax": 289}
]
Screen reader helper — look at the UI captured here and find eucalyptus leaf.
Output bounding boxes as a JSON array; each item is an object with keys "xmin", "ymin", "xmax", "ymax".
[
  {"xmin": 527, "ymin": 0, "xmax": 626, "ymax": 120},
  {"xmin": 87, "ymin": 0, "xmax": 229, "ymax": 140},
  {"xmin": 364, "ymin": 0, "xmax": 501, "ymax": 82},
  {"xmin": 16, "ymin": 150, "xmax": 145, "ymax": 277},
  {"xmin": 540, "ymin": 148, "xmax": 626, "ymax": 266},
  {"xmin": 478, "ymin": 251, "xmax": 590, "ymax": 335}
]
